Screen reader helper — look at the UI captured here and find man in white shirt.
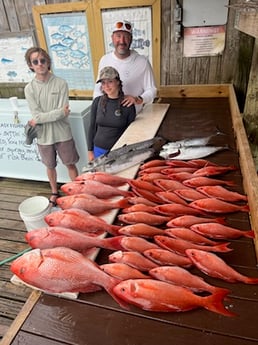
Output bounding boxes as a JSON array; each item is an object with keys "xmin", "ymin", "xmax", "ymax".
[{"xmin": 93, "ymin": 20, "xmax": 157, "ymax": 113}]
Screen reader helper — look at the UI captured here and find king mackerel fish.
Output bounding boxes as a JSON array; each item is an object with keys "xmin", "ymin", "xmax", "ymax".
[
  {"xmin": 159, "ymin": 132, "xmax": 229, "ymax": 160},
  {"xmin": 83, "ymin": 137, "xmax": 165, "ymax": 174}
]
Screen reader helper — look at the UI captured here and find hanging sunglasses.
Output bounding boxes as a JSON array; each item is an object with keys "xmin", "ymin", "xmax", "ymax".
[
  {"xmin": 31, "ymin": 58, "xmax": 47, "ymax": 66},
  {"xmin": 114, "ymin": 21, "xmax": 132, "ymax": 32}
]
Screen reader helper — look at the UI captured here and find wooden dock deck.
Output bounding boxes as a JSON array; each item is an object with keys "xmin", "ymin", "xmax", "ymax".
[
  {"xmin": 1, "ymin": 86, "xmax": 258, "ymax": 344},
  {"xmin": 0, "ymin": 177, "xmax": 55, "ymax": 340}
]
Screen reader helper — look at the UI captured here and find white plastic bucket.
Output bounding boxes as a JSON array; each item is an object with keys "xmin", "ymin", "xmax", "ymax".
[{"xmin": 18, "ymin": 196, "xmax": 51, "ymax": 231}]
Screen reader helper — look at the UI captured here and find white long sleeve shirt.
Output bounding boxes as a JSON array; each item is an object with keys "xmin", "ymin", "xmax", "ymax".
[{"xmin": 93, "ymin": 50, "xmax": 157, "ymax": 113}]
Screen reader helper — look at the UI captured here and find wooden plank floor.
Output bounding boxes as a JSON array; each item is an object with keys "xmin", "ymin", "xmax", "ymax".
[
  {"xmin": 0, "ymin": 177, "xmax": 57, "ymax": 340},
  {"xmin": 1, "ymin": 96, "xmax": 258, "ymax": 344}
]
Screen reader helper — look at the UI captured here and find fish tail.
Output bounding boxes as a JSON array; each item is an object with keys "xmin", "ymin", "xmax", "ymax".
[
  {"xmin": 203, "ymin": 291, "xmax": 236, "ymax": 317},
  {"xmin": 241, "ymin": 204, "xmax": 250, "ymax": 212},
  {"xmin": 215, "ymin": 217, "xmax": 226, "ymax": 224},
  {"xmin": 117, "ymin": 198, "xmax": 132, "ymax": 209},
  {"xmin": 224, "ymin": 180, "xmax": 236, "ymax": 187},
  {"xmin": 243, "ymin": 276, "xmax": 258, "ymax": 284},
  {"xmin": 107, "ymin": 225, "xmax": 122, "ymax": 236},
  {"xmin": 243, "ymin": 230, "xmax": 255, "ymax": 238},
  {"xmin": 213, "ymin": 242, "xmax": 233, "ymax": 252}
]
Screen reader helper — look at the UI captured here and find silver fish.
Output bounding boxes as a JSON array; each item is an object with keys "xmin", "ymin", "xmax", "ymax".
[
  {"xmin": 159, "ymin": 145, "xmax": 228, "ymax": 160},
  {"xmin": 83, "ymin": 137, "xmax": 164, "ymax": 174},
  {"xmin": 162, "ymin": 132, "xmax": 224, "ymax": 150}
]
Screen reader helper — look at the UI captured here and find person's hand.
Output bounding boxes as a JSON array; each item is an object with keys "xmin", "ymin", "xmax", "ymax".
[
  {"xmin": 29, "ymin": 119, "xmax": 36, "ymax": 127},
  {"xmin": 88, "ymin": 151, "xmax": 95, "ymax": 161},
  {"xmin": 121, "ymin": 95, "xmax": 143, "ymax": 107},
  {"xmin": 64, "ymin": 104, "xmax": 70, "ymax": 116}
]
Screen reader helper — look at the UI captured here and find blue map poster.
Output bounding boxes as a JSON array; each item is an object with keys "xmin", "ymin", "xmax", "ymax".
[{"xmin": 42, "ymin": 12, "xmax": 94, "ymax": 91}]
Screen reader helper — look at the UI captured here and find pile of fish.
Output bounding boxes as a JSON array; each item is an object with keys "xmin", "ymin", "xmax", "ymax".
[{"xmin": 11, "ymin": 157, "xmax": 258, "ymax": 317}]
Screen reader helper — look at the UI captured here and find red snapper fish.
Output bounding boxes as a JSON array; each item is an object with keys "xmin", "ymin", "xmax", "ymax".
[
  {"xmin": 186, "ymin": 249, "xmax": 258, "ymax": 284},
  {"xmin": 122, "ymin": 203, "xmax": 157, "ymax": 214},
  {"xmin": 140, "ymin": 159, "xmax": 167, "ymax": 170},
  {"xmin": 167, "ymin": 215, "xmax": 226, "ymax": 228},
  {"xmin": 183, "ymin": 176, "xmax": 235, "ymax": 188},
  {"xmin": 189, "ymin": 198, "xmax": 249, "ymax": 213},
  {"xmin": 164, "ymin": 227, "xmax": 219, "ymax": 245},
  {"xmin": 128, "ymin": 179, "xmax": 163, "ymax": 193},
  {"xmin": 109, "ymin": 250, "xmax": 158, "ymax": 271},
  {"xmin": 56, "ymin": 193, "xmax": 129, "ymax": 215},
  {"xmin": 113, "ymin": 279, "xmax": 235, "ymax": 316},
  {"xmin": 10, "ymin": 247, "xmax": 127, "ymax": 308},
  {"xmin": 192, "ymin": 165, "xmax": 237, "ymax": 177},
  {"xmin": 100, "ymin": 263, "xmax": 151, "ymax": 280},
  {"xmin": 149, "ymin": 266, "xmax": 230, "ymax": 294},
  {"xmin": 196, "ymin": 185, "xmax": 248, "ymax": 202},
  {"xmin": 154, "ymin": 179, "xmax": 191, "ymax": 191},
  {"xmin": 154, "ymin": 203, "xmax": 205, "ymax": 216},
  {"xmin": 155, "ymin": 191, "xmax": 188, "ymax": 206},
  {"xmin": 118, "ymin": 223, "xmax": 166, "ymax": 238},
  {"xmin": 154, "ymin": 235, "xmax": 232, "ymax": 256},
  {"xmin": 75, "ymin": 171, "xmax": 130, "ymax": 186},
  {"xmin": 143, "ymin": 248, "xmax": 192, "ymax": 268},
  {"xmin": 60, "ymin": 180, "xmax": 132, "ymax": 198},
  {"xmin": 190, "ymin": 223, "xmax": 255, "ymax": 239},
  {"xmin": 25, "ymin": 227, "xmax": 126, "ymax": 251},
  {"xmin": 44, "ymin": 208, "xmax": 120, "ymax": 236},
  {"xmin": 173, "ymin": 188, "xmax": 206, "ymax": 202},
  {"xmin": 118, "ymin": 211, "xmax": 171, "ymax": 225}
]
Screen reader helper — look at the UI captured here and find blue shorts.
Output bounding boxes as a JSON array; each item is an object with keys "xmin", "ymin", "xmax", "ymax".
[{"xmin": 94, "ymin": 146, "xmax": 108, "ymax": 158}]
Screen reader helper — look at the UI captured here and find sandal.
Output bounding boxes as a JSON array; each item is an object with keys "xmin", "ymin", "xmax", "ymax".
[{"xmin": 49, "ymin": 192, "xmax": 60, "ymax": 207}]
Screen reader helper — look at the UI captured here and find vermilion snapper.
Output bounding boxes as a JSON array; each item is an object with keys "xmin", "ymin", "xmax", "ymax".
[
  {"xmin": 118, "ymin": 212, "xmax": 172, "ymax": 225},
  {"xmin": 186, "ymin": 249, "xmax": 258, "ymax": 284},
  {"xmin": 155, "ymin": 191, "xmax": 188, "ymax": 206},
  {"xmin": 100, "ymin": 263, "xmax": 151, "ymax": 280},
  {"xmin": 109, "ymin": 250, "xmax": 158, "ymax": 271},
  {"xmin": 164, "ymin": 227, "xmax": 219, "ymax": 245},
  {"xmin": 166, "ymin": 215, "xmax": 226, "ymax": 228},
  {"xmin": 173, "ymin": 188, "xmax": 206, "ymax": 202},
  {"xmin": 113, "ymin": 279, "xmax": 235, "ymax": 316},
  {"xmin": 189, "ymin": 198, "xmax": 249, "ymax": 213},
  {"xmin": 190, "ymin": 223, "xmax": 255, "ymax": 239},
  {"xmin": 149, "ymin": 266, "xmax": 231, "ymax": 294},
  {"xmin": 154, "ymin": 235, "xmax": 232, "ymax": 256},
  {"xmin": 154, "ymin": 203, "xmax": 205, "ymax": 216},
  {"xmin": 196, "ymin": 185, "xmax": 248, "ymax": 202},
  {"xmin": 60, "ymin": 180, "xmax": 132, "ymax": 198},
  {"xmin": 192, "ymin": 165, "xmax": 237, "ymax": 177},
  {"xmin": 118, "ymin": 223, "xmax": 166, "ymax": 238},
  {"xmin": 183, "ymin": 176, "xmax": 235, "ymax": 188},
  {"xmin": 56, "ymin": 193, "xmax": 130, "ymax": 215},
  {"xmin": 143, "ymin": 248, "xmax": 192, "ymax": 268},
  {"xmin": 10, "ymin": 247, "xmax": 128, "ymax": 309}
]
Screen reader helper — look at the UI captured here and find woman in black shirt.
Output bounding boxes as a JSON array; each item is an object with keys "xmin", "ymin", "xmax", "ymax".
[{"xmin": 87, "ymin": 66, "xmax": 136, "ymax": 160}]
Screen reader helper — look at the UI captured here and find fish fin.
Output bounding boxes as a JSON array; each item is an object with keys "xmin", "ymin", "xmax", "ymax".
[
  {"xmin": 214, "ymin": 242, "xmax": 233, "ymax": 253},
  {"xmin": 244, "ymin": 230, "xmax": 255, "ymax": 238},
  {"xmin": 203, "ymin": 290, "xmax": 236, "ymax": 317}
]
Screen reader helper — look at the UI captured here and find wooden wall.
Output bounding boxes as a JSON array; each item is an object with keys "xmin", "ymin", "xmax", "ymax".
[{"xmin": 0, "ymin": 0, "xmax": 255, "ymax": 111}]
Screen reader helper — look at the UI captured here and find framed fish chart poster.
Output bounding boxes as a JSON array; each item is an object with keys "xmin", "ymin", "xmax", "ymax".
[
  {"xmin": 32, "ymin": 2, "xmax": 98, "ymax": 97},
  {"xmin": 92, "ymin": 0, "xmax": 161, "ymax": 87},
  {"xmin": 0, "ymin": 32, "xmax": 35, "ymax": 83}
]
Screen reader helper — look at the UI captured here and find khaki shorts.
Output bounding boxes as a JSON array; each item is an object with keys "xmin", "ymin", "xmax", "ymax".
[{"xmin": 38, "ymin": 139, "xmax": 79, "ymax": 169}]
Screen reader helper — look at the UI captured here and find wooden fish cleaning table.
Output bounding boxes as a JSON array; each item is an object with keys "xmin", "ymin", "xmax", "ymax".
[{"xmin": 2, "ymin": 84, "xmax": 258, "ymax": 345}]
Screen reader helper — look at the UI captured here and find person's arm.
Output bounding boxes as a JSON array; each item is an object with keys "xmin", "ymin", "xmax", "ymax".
[
  {"xmin": 24, "ymin": 80, "xmax": 69, "ymax": 124},
  {"xmin": 140, "ymin": 59, "xmax": 157, "ymax": 105},
  {"xmin": 87, "ymin": 97, "xmax": 100, "ymax": 160}
]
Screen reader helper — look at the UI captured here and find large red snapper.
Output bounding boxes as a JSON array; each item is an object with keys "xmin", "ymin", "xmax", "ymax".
[
  {"xmin": 44, "ymin": 208, "xmax": 121, "ymax": 236},
  {"xmin": 189, "ymin": 198, "xmax": 249, "ymax": 213},
  {"xmin": 56, "ymin": 193, "xmax": 130, "ymax": 215},
  {"xmin": 113, "ymin": 279, "xmax": 235, "ymax": 316},
  {"xmin": 149, "ymin": 266, "xmax": 230, "ymax": 295},
  {"xmin": 186, "ymin": 249, "xmax": 258, "ymax": 284},
  {"xmin": 10, "ymin": 247, "xmax": 127, "ymax": 308},
  {"xmin": 61, "ymin": 180, "xmax": 133, "ymax": 198},
  {"xmin": 25, "ymin": 227, "xmax": 125, "ymax": 251},
  {"xmin": 190, "ymin": 222, "xmax": 255, "ymax": 240}
]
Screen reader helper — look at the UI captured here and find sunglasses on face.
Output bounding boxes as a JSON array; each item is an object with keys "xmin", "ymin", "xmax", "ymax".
[
  {"xmin": 115, "ymin": 21, "xmax": 132, "ymax": 31},
  {"xmin": 31, "ymin": 58, "xmax": 47, "ymax": 66}
]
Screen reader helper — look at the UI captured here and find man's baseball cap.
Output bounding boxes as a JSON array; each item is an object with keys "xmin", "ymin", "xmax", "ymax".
[
  {"xmin": 97, "ymin": 66, "xmax": 120, "ymax": 83},
  {"xmin": 112, "ymin": 20, "xmax": 132, "ymax": 34}
]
